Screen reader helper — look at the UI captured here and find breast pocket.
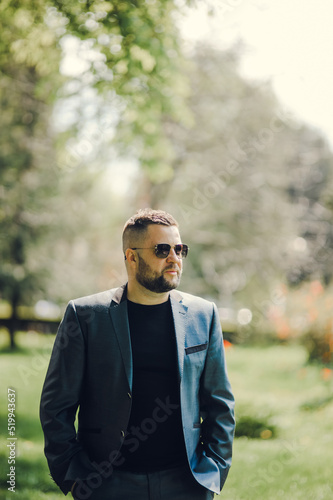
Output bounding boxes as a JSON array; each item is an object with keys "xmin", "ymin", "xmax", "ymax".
[
  {"xmin": 184, "ymin": 342, "xmax": 208, "ymax": 376},
  {"xmin": 185, "ymin": 342, "xmax": 208, "ymax": 355}
]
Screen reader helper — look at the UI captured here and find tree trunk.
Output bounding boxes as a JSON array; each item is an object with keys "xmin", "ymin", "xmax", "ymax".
[{"xmin": 8, "ymin": 289, "xmax": 19, "ymax": 350}]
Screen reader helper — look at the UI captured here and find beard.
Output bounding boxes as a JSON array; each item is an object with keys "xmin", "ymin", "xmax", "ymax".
[{"xmin": 136, "ymin": 254, "xmax": 181, "ymax": 293}]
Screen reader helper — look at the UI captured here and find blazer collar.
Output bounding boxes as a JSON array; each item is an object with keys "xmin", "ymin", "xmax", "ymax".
[{"xmin": 111, "ymin": 283, "xmax": 127, "ymax": 305}]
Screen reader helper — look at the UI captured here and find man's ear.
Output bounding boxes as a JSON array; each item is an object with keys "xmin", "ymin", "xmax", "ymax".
[{"xmin": 125, "ymin": 248, "xmax": 137, "ymax": 264}]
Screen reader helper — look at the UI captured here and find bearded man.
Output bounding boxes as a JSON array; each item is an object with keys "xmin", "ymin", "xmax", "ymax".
[{"xmin": 40, "ymin": 208, "xmax": 235, "ymax": 500}]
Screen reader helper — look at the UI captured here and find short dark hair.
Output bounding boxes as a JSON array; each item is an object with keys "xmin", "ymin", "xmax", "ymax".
[{"xmin": 122, "ymin": 208, "xmax": 178, "ymax": 252}]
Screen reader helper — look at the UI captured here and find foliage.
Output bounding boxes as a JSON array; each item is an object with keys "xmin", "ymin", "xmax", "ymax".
[
  {"xmin": 284, "ymin": 131, "xmax": 333, "ymax": 287},
  {"xmin": 267, "ymin": 280, "xmax": 333, "ymax": 364},
  {"xmin": 154, "ymin": 44, "xmax": 333, "ymax": 313},
  {"xmin": 0, "ymin": 0, "xmax": 65, "ymax": 347},
  {"xmin": 48, "ymin": 0, "xmax": 193, "ymax": 181},
  {"xmin": 39, "ymin": 170, "xmax": 129, "ymax": 306},
  {"xmin": 300, "ymin": 392, "xmax": 333, "ymax": 411},
  {"xmin": 302, "ymin": 328, "xmax": 333, "ymax": 364},
  {"xmin": 235, "ymin": 415, "xmax": 277, "ymax": 440},
  {"xmin": 0, "ymin": 0, "xmax": 195, "ymax": 347},
  {"xmin": 2, "ymin": 0, "xmax": 333, "ymax": 357}
]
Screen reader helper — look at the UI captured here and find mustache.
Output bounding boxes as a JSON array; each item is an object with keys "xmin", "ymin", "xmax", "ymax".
[{"xmin": 164, "ymin": 265, "xmax": 181, "ymax": 272}]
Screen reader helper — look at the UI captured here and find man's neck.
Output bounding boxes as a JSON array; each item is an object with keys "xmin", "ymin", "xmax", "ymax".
[{"xmin": 127, "ymin": 282, "xmax": 170, "ymax": 305}]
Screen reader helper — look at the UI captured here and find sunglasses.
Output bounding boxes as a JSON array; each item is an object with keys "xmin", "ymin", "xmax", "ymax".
[{"xmin": 131, "ymin": 243, "xmax": 189, "ymax": 259}]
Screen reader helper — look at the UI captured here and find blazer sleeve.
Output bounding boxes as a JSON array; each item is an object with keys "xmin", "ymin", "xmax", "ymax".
[
  {"xmin": 199, "ymin": 302, "xmax": 235, "ymax": 490},
  {"xmin": 39, "ymin": 301, "xmax": 94, "ymax": 495}
]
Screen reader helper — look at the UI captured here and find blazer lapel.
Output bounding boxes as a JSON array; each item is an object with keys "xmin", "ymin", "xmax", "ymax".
[
  {"xmin": 109, "ymin": 285, "xmax": 133, "ymax": 391},
  {"xmin": 170, "ymin": 290, "xmax": 188, "ymax": 380}
]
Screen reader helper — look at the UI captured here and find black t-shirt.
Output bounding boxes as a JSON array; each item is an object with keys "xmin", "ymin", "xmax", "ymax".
[{"xmin": 117, "ymin": 298, "xmax": 187, "ymax": 472}]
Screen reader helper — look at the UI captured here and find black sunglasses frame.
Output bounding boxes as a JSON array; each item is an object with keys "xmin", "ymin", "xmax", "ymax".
[{"xmin": 130, "ymin": 243, "xmax": 189, "ymax": 259}]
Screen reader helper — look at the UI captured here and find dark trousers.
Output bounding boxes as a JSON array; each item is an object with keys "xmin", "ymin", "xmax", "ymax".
[{"xmin": 73, "ymin": 465, "xmax": 214, "ymax": 500}]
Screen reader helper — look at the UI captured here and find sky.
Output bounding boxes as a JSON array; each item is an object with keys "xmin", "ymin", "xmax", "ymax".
[{"xmin": 179, "ymin": 0, "xmax": 333, "ymax": 148}]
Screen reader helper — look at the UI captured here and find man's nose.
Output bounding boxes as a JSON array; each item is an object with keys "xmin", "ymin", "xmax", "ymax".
[{"xmin": 166, "ymin": 248, "xmax": 181, "ymax": 263}]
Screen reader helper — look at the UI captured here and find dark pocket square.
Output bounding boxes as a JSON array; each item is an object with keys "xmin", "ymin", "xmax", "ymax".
[{"xmin": 185, "ymin": 342, "xmax": 208, "ymax": 355}]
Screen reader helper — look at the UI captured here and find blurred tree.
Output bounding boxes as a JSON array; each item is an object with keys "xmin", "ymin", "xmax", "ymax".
[
  {"xmin": 0, "ymin": 0, "xmax": 197, "ymax": 348},
  {"xmin": 150, "ymin": 44, "xmax": 333, "ymax": 318},
  {"xmin": 0, "ymin": 0, "xmax": 64, "ymax": 348},
  {"xmin": 3, "ymin": 0, "xmax": 331, "ymax": 350},
  {"xmin": 30, "ymin": 0, "xmax": 199, "ymax": 304},
  {"xmin": 48, "ymin": 0, "xmax": 193, "ymax": 185},
  {"xmin": 39, "ymin": 167, "xmax": 129, "ymax": 307},
  {"xmin": 150, "ymin": 45, "xmax": 295, "ymax": 306},
  {"xmin": 284, "ymin": 130, "xmax": 333, "ymax": 286}
]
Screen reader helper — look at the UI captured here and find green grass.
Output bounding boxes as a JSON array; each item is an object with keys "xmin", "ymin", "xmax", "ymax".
[
  {"xmin": 0, "ymin": 331, "xmax": 61, "ymax": 500},
  {"xmin": 0, "ymin": 332, "xmax": 332, "ymax": 499},
  {"xmin": 224, "ymin": 344, "xmax": 333, "ymax": 499}
]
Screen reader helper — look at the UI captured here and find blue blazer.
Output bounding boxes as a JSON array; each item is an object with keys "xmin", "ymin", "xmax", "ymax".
[{"xmin": 40, "ymin": 285, "xmax": 235, "ymax": 495}]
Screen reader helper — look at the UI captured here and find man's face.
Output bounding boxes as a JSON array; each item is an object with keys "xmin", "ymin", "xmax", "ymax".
[{"xmin": 135, "ymin": 225, "xmax": 183, "ymax": 293}]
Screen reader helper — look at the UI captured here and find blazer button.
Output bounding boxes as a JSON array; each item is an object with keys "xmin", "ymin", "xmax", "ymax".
[
  {"xmin": 120, "ymin": 430, "xmax": 125, "ymax": 438},
  {"xmin": 127, "ymin": 392, "xmax": 132, "ymax": 399}
]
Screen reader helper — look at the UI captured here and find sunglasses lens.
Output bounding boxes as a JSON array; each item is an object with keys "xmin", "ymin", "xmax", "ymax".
[
  {"xmin": 180, "ymin": 244, "xmax": 188, "ymax": 258},
  {"xmin": 155, "ymin": 244, "xmax": 171, "ymax": 258},
  {"xmin": 154, "ymin": 244, "xmax": 189, "ymax": 258}
]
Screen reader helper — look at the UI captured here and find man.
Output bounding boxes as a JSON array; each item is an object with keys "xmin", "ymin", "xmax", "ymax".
[{"xmin": 40, "ymin": 208, "xmax": 235, "ymax": 500}]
